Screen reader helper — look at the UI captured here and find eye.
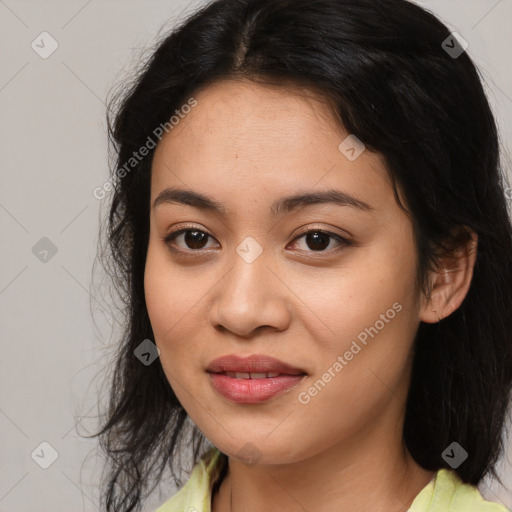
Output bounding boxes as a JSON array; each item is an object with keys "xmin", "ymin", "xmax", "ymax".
[
  {"xmin": 288, "ymin": 229, "xmax": 350, "ymax": 253},
  {"xmin": 161, "ymin": 227, "xmax": 218, "ymax": 252},
  {"xmin": 160, "ymin": 226, "xmax": 351, "ymax": 254}
]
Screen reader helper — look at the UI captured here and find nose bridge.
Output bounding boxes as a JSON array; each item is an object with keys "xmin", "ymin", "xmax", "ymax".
[
  {"xmin": 223, "ymin": 237, "xmax": 270, "ymax": 311},
  {"xmin": 209, "ymin": 236, "xmax": 291, "ymax": 336}
]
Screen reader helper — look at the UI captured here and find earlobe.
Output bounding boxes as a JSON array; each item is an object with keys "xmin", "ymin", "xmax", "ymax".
[{"xmin": 420, "ymin": 233, "xmax": 478, "ymax": 324}]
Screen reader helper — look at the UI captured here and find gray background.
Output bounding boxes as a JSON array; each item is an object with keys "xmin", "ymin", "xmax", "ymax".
[{"xmin": 1, "ymin": 0, "xmax": 511, "ymax": 511}]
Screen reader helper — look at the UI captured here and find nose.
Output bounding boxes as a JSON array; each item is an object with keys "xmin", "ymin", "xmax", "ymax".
[{"xmin": 208, "ymin": 248, "xmax": 292, "ymax": 338}]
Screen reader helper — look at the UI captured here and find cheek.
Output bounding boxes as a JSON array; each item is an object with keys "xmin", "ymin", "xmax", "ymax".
[
  {"xmin": 143, "ymin": 241, "xmax": 213, "ymax": 387},
  {"xmin": 288, "ymin": 243, "xmax": 419, "ymax": 413},
  {"xmin": 290, "ymin": 242, "xmax": 417, "ymax": 347},
  {"xmin": 144, "ymin": 247, "xmax": 173, "ymax": 338},
  {"xmin": 144, "ymin": 241, "xmax": 198, "ymax": 336},
  {"xmin": 144, "ymin": 261, "xmax": 193, "ymax": 404},
  {"xmin": 144, "ymin": 244, "xmax": 192, "ymax": 363}
]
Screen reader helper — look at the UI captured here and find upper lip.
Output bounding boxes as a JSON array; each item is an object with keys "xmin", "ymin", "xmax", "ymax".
[{"xmin": 207, "ymin": 354, "xmax": 307, "ymax": 375}]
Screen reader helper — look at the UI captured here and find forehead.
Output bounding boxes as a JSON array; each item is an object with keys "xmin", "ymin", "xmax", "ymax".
[
  {"xmin": 151, "ymin": 79, "xmax": 393, "ymax": 213},
  {"xmin": 157, "ymin": 78, "xmax": 343, "ymax": 153}
]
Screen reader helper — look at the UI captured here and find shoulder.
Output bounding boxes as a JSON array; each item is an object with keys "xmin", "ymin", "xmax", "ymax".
[
  {"xmin": 409, "ymin": 468, "xmax": 509, "ymax": 512},
  {"xmin": 155, "ymin": 446, "xmax": 226, "ymax": 512}
]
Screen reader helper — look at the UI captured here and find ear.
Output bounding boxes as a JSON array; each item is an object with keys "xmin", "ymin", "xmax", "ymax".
[{"xmin": 420, "ymin": 230, "xmax": 478, "ymax": 323}]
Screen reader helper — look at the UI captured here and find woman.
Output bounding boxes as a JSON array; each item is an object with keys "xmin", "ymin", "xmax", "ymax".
[{"xmin": 93, "ymin": 0, "xmax": 512, "ymax": 510}]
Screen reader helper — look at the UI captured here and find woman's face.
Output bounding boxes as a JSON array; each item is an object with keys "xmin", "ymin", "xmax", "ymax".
[{"xmin": 145, "ymin": 78, "xmax": 426, "ymax": 464}]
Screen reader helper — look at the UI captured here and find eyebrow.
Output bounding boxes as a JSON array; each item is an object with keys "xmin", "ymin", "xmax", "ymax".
[{"xmin": 153, "ymin": 187, "xmax": 374, "ymax": 215}]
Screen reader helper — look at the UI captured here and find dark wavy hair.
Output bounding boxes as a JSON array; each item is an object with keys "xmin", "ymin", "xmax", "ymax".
[{"xmin": 91, "ymin": 0, "xmax": 512, "ymax": 510}]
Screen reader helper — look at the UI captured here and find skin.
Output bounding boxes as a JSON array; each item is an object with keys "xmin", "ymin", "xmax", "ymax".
[{"xmin": 144, "ymin": 78, "xmax": 477, "ymax": 512}]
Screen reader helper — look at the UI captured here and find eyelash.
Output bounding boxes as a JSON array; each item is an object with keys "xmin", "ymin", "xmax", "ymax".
[{"xmin": 160, "ymin": 225, "xmax": 351, "ymax": 256}]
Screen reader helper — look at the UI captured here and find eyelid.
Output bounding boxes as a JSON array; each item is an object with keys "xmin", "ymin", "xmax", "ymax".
[
  {"xmin": 160, "ymin": 224, "xmax": 217, "ymax": 248},
  {"xmin": 292, "ymin": 223, "xmax": 351, "ymax": 240},
  {"xmin": 288, "ymin": 226, "xmax": 351, "ymax": 254},
  {"xmin": 161, "ymin": 223, "xmax": 352, "ymax": 253}
]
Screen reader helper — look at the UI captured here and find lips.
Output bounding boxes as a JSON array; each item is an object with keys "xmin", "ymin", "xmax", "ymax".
[
  {"xmin": 206, "ymin": 354, "xmax": 307, "ymax": 376},
  {"xmin": 209, "ymin": 372, "xmax": 306, "ymax": 403}
]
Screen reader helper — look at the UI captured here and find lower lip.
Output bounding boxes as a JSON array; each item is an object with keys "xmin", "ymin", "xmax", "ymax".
[{"xmin": 208, "ymin": 372, "xmax": 306, "ymax": 403}]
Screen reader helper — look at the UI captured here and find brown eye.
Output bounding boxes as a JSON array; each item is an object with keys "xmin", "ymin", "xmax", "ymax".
[
  {"xmin": 162, "ymin": 228, "xmax": 218, "ymax": 251},
  {"xmin": 182, "ymin": 230, "xmax": 209, "ymax": 249},
  {"xmin": 289, "ymin": 230, "xmax": 349, "ymax": 253},
  {"xmin": 304, "ymin": 231, "xmax": 330, "ymax": 251},
  {"xmin": 161, "ymin": 226, "xmax": 350, "ymax": 256}
]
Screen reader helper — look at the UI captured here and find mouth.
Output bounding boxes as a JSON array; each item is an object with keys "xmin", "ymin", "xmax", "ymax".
[
  {"xmin": 206, "ymin": 354, "xmax": 307, "ymax": 403},
  {"xmin": 206, "ymin": 353, "xmax": 307, "ymax": 376},
  {"xmin": 209, "ymin": 371, "xmax": 306, "ymax": 379},
  {"xmin": 208, "ymin": 372, "xmax": 306, "ymax": 403}
]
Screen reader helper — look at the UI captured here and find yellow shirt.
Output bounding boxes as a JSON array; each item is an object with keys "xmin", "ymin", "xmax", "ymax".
[{"xmin": 156, "ymin": 446, "xmax": 509, "ymax": 512}]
